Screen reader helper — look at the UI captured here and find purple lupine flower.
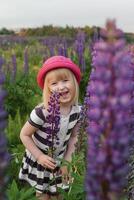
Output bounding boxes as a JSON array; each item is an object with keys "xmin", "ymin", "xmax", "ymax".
[
  {"xmin": 57, "ymin": 39, "xmax": 68, "ymax": 57},
  {"xmin": 45, "ymin": 92, "xmax": 60, "ymax": 157},
  {"xmin": 23, "ymin": 47, "xmax": 29, "ymax": 74},
  {"xmin": 11, "ymin": 53, "xmax": 17, "ymax": 82},
  {"xmin": 49, "ymin": 44, "xmax": 55, "ymax": 56},
  {"xmin": 127, "ymin": 44, "xmax": 134, "ymax": 199},
  {"xmin": 85, "ymin": 20, "xmax": 133, "ymax": 200},
  {"xmin": 58, "ymin": 44, "xmax": 64, "ymax": 56},
  {"xmin": 89, "ymin": 26, "xmax": 100, "ymax": 53},
  {"xmin": 42, "ymin": 38, "xmax": 49, "ymax": 46},
  {"xmin": 0, "ymin": 64, "xmax": 10, "ymax": 199},
  {"xmin": 62, "ymin": 39, "xmax": 68, "ymax": 57},
  {"xmin": 74, "ymin": 31, "xmax": 86, "ymax": 72},
  {"xmin": 44, "ymin": 37, "xmax": 57, "ymax": 56},
  {"xmin": 0, "ymin": 57, "xmax": 5, "ymax": 69}
]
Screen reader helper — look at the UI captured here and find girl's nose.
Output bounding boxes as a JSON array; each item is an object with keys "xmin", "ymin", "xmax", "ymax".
[{"xmin": 58, "ymin": 83, "xmax": 65, "ymax": 90}]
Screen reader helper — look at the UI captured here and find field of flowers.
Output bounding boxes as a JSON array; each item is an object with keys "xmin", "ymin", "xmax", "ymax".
[
  {"xmin": 0, "ymin": 20, "xmax": 134, "ymax": 200},
  {"xmin": 0, "ymin": 27, "xmax": 91, "ymax": 200}
]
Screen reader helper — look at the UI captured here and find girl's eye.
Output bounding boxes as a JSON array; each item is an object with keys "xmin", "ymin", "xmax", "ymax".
[
  {"xmin": 63, "ymin": 79, "xmax": 68, "ymax": 82},
  {"xmin": 51, "ymin": 82, "xmax": 57, "ymax": 85}
]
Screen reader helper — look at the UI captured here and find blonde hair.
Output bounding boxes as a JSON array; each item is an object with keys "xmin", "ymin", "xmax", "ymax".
[{"xmin": 42, "ymin": 68, "xmax": 79, "ymax": 108}]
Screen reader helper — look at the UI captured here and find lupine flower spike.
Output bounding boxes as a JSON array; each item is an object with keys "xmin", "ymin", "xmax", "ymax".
[
  {"xmin": 45, "ymin": 91, "xmax": 60, "ymax": 158},
  {"xmin": 85, "ymin": 20, "xmax": 133, "ymax": 200},
  {"xmin": 75, "ymin": 31, "xmax": 86, "ymax": 72},
  {"xmin": 0, "ymin": 64, "xmax": 10, "ymax": 199},
  {"xmin": 127, "ymin": 45, "xmax": 134, "ymax": 199}
]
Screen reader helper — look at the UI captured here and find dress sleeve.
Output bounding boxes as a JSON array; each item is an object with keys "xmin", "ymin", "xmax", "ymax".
[{"xmin": 28, "ymin": 106, "xmax": 45, "ymax": 128}]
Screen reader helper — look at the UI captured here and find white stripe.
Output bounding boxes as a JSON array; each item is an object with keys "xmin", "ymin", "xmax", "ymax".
[{"xmin": 30, "ymin": 109, "xmax": 44, "ymax": 125}]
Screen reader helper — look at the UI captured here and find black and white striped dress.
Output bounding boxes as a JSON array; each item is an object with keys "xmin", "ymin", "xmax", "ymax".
[{"xmin": 19, "ymin": 105, "xmax": 81, "ymax": 195}]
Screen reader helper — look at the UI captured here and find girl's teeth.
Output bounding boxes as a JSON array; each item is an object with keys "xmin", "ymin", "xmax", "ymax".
[{"xmin": 61, "ymin": 92, "xmax": 67, "ymax": 95}]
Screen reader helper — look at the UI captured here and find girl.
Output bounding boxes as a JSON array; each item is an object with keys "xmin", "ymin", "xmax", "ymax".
[{"xmin": 19, "ymin": 56, "xmax": 82, "ymax": 200}]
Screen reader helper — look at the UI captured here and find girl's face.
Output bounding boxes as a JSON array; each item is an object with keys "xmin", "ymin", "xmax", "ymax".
[{"xmin": 46, "ymin": 69, "xmax": 76, "ymax": 106}]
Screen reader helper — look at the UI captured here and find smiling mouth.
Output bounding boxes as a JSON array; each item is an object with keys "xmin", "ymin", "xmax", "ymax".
[{"xmin": 60, "ymin": 91, "xmax": 69, "ymax": 96}]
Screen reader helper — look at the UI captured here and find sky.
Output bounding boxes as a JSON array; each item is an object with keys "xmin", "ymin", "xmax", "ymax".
[{"xmin": 0, "ymin": 0, "xmax": 133, "ymax": 33}]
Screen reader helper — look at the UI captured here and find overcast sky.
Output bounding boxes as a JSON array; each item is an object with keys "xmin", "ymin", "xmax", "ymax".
[{"xmin": 0, "ymin": 0, "xmax": 133, "ymax": 33}]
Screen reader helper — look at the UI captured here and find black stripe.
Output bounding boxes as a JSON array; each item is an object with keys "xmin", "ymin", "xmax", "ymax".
[
  {"xmin": 34, "ymin": 133, "xmax": 52, "ymax": 146},
  {"xmin": 35, "ymin": 107, "xmax": 46, "ymax": 122},
  {"xmin": 21, "ymin": 168, "xmax": 50, "ymax": 184},
  {"xmin": 40, "ymin": 126, "xmax": 51, "ymax": 132},
  {"xmin": 66, "ymin": 128, "xmax": 72, "ymax": 135},
  {"xmin": 63, "ymin": 138, "xmax": 69, "ymax": 147},
  {"xmin": 23, "ymin": 153, "xmax": 60, "ymax": 173},
  {"xmin": 28, "ymin": 118, "xmax": 42, "ymax": 129},
  {"xmin": 21, "ymin": 169, "xmax": 62, "ymax": 186},
  {"xmin": 38, "ymin": 147, "xmax": 48, "ymax": 154},
  {"xmin": 24, "ymin": 154, "xmax": 45, "ymax": 172},
  {"xmin": 49, "ymin": 176, "xmax": 62, "ymax": 186},
  {"xmin": 69, "ymin": 113, "xmax": 79, "ymax": 123},
  {"xmin": 58, "ymin": 150, "xmax": 65, "ymax": 156}
]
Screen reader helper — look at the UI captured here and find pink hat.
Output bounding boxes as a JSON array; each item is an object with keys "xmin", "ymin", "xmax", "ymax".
[{"xmin": 37, "ymin": 56, "xmax": 81, "ymax": 89}]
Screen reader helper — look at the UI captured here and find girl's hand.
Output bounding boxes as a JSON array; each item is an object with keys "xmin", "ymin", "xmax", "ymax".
[
  {"xmin": 37, "ymin": 154, "xmax": 56, "ymax": 170},
  {"xmin": 60, "ymin": 166, "xmax": 72, "ymax": 184}
]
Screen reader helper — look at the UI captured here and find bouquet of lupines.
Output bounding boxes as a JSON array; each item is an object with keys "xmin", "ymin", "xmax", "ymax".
[
  {"xmin": 0, "ymin": 64, "xmax": 10, "ymax": 199},
  {"xmin": 85, "ymin": 20, "xmax": 134, "ymax": 200},
  {"xmin": 45, "ymin": 91, "xmax": 60, "ymax": 159}
]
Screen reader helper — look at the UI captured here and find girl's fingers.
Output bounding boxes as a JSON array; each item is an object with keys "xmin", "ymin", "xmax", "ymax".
[
  {"xmin": 45, "ymin": 160, "xmax": 56, "ymax": 169},
  {"xmin": 49, "ymin": 158, "xmax": 56, "ymax": 164},
  {"xmin": 47, "ymin": 157, "xmax": 56, "ymax": 164}
]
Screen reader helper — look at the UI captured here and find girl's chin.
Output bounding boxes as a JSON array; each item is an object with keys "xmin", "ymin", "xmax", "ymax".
[{"xmin": 60, "ymin": 98, "xmax": 72, "ymax": 105}]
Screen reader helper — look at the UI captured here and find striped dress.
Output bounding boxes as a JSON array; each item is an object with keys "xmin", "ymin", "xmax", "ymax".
[{"xmin": 19, "ymin": 105, "xmax": 81, "ymax": 195}]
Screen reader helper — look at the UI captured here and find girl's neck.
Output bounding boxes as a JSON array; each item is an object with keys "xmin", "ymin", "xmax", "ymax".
[{"xmin": 60, "ymin": 104, "xmax": 72, "ymax": 116}]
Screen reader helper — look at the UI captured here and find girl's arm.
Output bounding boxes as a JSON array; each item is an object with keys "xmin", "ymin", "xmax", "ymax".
[
  {"xmin": 63, "ymin": 122, "xmax": 80, "ymax": 162},
  {"xmin": 20, "ymin": 121, "xmax": 56, "ymax": 169}
]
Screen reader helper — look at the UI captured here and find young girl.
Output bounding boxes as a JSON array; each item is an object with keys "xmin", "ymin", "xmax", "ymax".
[{"xmin": 19, "ymin": 55, "xmax": 82, "ymax": 200}]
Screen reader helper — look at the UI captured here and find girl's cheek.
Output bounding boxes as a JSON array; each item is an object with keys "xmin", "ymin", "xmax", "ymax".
[
  {"xmin": 49, "ymin": 85, "xmax": 55, "ymax": 90},
  {"xmin": 49, "ymin": 86, "xmax": 58, "ymax": 93}
]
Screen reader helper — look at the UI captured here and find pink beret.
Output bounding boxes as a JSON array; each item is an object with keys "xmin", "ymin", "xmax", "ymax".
[{"xmin": 37, "ymin": 56, "xmax": 81, "ymax": 89}]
